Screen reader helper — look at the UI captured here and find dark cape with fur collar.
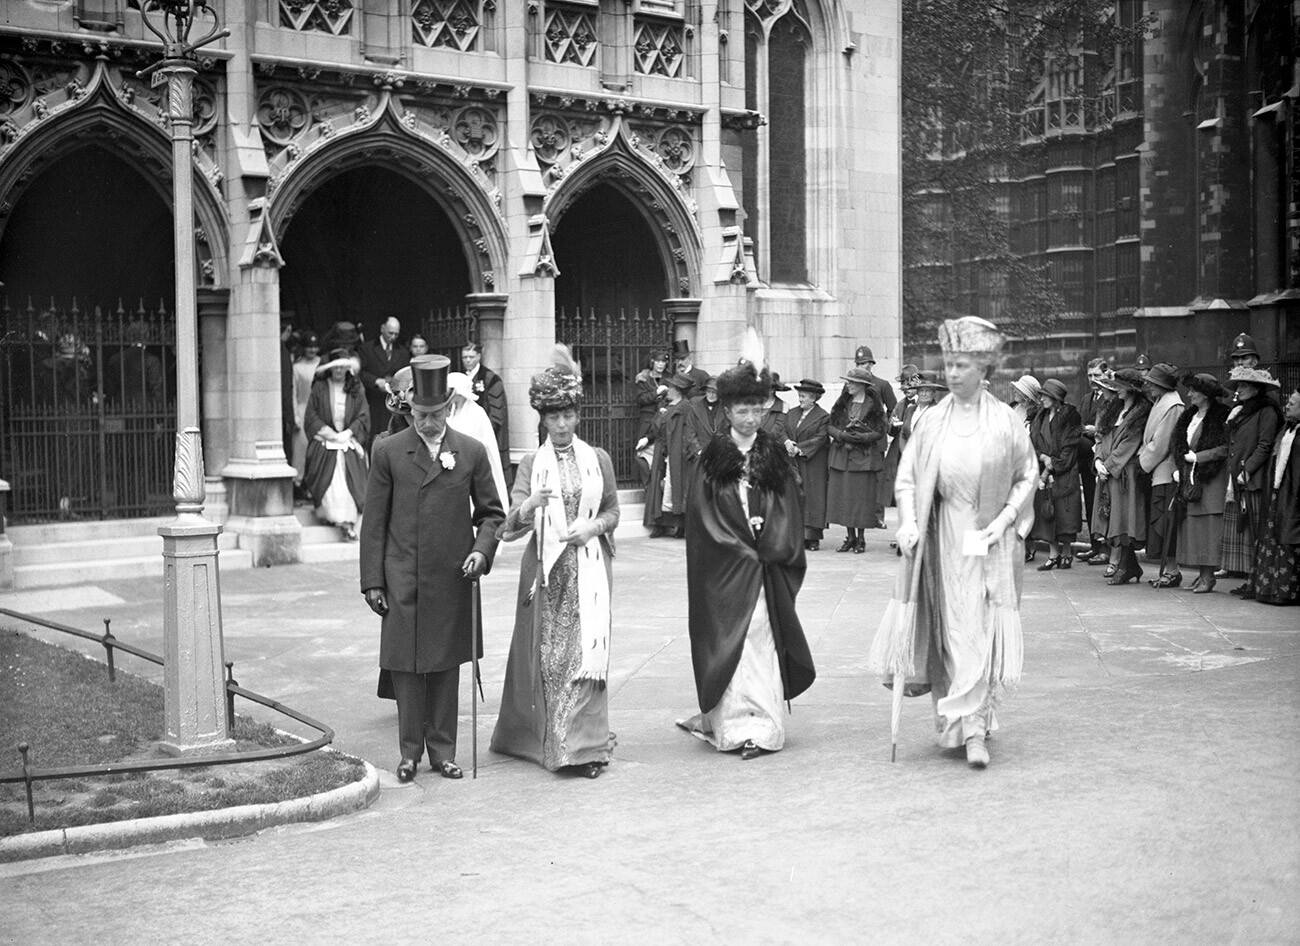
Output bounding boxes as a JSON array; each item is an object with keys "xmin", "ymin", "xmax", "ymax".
[{"xmin": 685, "ymin": 430, "xmax": 816, "ymax": 712}]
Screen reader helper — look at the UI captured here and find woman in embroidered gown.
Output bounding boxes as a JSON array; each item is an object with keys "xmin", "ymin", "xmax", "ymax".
[
  {"xmin": 678, "ymin": 346, "xmax": 816, "ymax": 760},
  {"xmin": 491, "ymin": 347, "xmax": 619, "ymax": 778},
  {"xmin": 304, "ymin": 348, "xmax": 370, "ymax": 540},
  {"xmin": 869, "ymin": 317, "xmax": 1037, "ymax": 769}
]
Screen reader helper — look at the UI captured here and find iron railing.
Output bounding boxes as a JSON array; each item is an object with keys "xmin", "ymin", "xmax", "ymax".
[
  {"xmin": 556, "ymin": 307, "xmax": 675, "ymax": 487},
  {"xmin": 421, "ymin": 305, "xmax": 479, "ymax": 365},
  {"xmin": 0, "ymin": 298, "xmax": 178, "ymax": 523},
  {"xmin": 0, "ymin": 607, "xmax": 335, "ymax": 825}
]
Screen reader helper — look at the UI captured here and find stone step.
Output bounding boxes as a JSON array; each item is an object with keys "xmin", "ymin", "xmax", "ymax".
[
  {"xmin": 301, "ymin": 524, "xmax": 345, "ymax": 546},
  {"xmin": 13, "ymin": 547, "xmax": 253, "ymax": 590},
  {"xmin": 7, "ymin": 516, "xmax": 176, "ymax": 545},
  {"xmin": 12, "ymin": 531, "xmax": 240, "ymax": 568}
]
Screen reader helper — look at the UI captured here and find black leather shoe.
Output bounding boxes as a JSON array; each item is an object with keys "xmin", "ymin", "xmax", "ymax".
[
  {"xmin": 853, "ymin": 538, "xmax": 866, "ymax": 554},
  {"xmin": 740, "ymin": 741, "xmax": 763, "ymax": 760},
  {"xmin": 396, "ymin": 759, "xmax": 417, "ymax": 783},
  {"xmin": 1025, "ymin": 546, "xmax": 1037, "ymax": 563},
  {"xmin": 1152, "ymin": 572, "xmax": 1182, "ymax": 589},
  {"xmin": 1037, "ymin": 557, "xmax": 1061, "ymax": 572},
  {"xmin": 577, "ymin": 762, "xmax": 603, "ymax": 779},
  {"xmin": 1059, "ymin": 557, "xmax": 1072, "ymax": 570},
  {"xmin": 836, "ymin": 538, "xmax": 854, "ymax": 553},
  {"xmin": 1108, "ymin": 566, "xmax": 1143, "ymax": 586},
  {"xmin": 806, "ymin": 540, "xmax": 820, "ymax": 551},
  {"xmin": 435, "ymin": 760, "xmax": 463, "ymax": 780}
]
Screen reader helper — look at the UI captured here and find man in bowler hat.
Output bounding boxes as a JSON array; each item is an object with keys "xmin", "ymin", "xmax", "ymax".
[
  {"xmin": 361, "ymin": 355, "xmax": 505, "ymax": 782},
  {"xmin": 854, "ymin": 345, "xmax": 896, "ymax": 526}
]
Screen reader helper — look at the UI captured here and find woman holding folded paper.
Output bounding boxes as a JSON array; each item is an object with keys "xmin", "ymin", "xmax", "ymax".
[
  {"xmin": 869, "ymin": 317, "xmax": 1037, "ymax": 769},
  {"xmin": 491, "ymin": 346, "xmax": 620, "ymax": 779}
]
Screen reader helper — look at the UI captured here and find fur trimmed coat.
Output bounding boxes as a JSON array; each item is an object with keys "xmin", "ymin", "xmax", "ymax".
[
  {"xmin": 1172, "ymin": 401, "xmax": 1231, "ymax": 516},
  {"xmin": 685, "ymin": 430, "xmax": 816, "ymax": 713},
  {"xmin": 1225, "ymin": 395, "xmax": 1282, "ymax": 494}
]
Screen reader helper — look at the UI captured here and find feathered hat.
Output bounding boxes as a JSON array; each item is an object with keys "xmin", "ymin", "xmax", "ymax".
[
  {"xmin": 716, "ymin": 327, "xmax": 773, "ymax": 406},
  {"xmin": 529, "ymin": 344, "xmax": 584, "ymax": 412}
]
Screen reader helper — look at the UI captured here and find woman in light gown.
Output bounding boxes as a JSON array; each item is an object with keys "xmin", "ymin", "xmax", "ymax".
[
  {"xmin": 447, "ymin": 371, "xmax": 509, "ymax": 506},
  {"xmin": 491, "ymin": 347, "xmax": 620, "ymax": 778},
  {"xmin": 303, "ymin": 348, "xmax": 369, "ymax": 540},
  {"xmin": 870, "ymin": 317, "xmax": 1037, "ymax": 768},
  {"xmin": 678, "ymin": 351, "xmax": 816, "ymax": 760}
]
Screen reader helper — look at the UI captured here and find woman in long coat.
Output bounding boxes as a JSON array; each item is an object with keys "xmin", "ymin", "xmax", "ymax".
[
  {"xmin": 827, "ymin": 368, "xmax": 887, "ymax": 553},
  {"xmin": 1171, "ymin": 373, "xmax": 1231, "ymax": 593},
  {"xmin": 1097, "ymin": 368, "xmax": 1151, "ymax": 584},
  {"xmin": 492, "ymin": 347, "xmax": 620, "ymax": 779},
  {"xmin": 1219, "ymin": 367, "xmax": 1282, "ymax": 597},
  {"xmin": 304, "ymin": 349, "xmax": 370, "ymax": 539},
  {"xmin": 1029, "ymin": 378, "xmax": 1084, "ymax": 569},
  {"xmin": 633, "ymin": 349, "xmax": 669, "ymax": 487},
  {"xmin": 678, "ymin": 354, "xmax": 815, "ymax": 760},
  {"xmin": 878, "ymin": 367, "xmax": 919, "ymax": 515},
  {"xmin": 642, "ymin": 374, "xmax": 696, "ymax": 537},
  {"xmin": 869, "ymin": 317, "xmax": 1037, "ymax": 769},
  {"xmin": 1253, "ymin": 386, "xmax": 1300, "ymax": 605},
  {"xmin": 784, "ymin": 379, "xmax": 831, "ymax": 550},
  {"xmin": 1086, "ymin": 376, "xmax": 1122, "ymax": 572}
]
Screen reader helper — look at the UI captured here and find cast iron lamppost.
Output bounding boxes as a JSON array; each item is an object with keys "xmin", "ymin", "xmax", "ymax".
[{"xmin": 138, "ymin": 0, "xmax": 233, "ymax": 755}]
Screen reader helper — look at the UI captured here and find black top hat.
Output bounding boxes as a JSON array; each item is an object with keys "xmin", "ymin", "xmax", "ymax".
[
  {"xmin": 672, "ymin": 339, "xmax": 691, "ymax": 357},
  {"xmin": 770, "ymin": 372, "xmax": 792, "ymax": 392},
  {"xmin": 1142, "ymin": 362, "xmax": 1179, "ymax": 391},
  {"xmin": 1230, "ymin": 333, "xmax": 1260, "ymax": 359},
  {"xmin": 409, "ymin": 354, "xmax": 454, "ymax": 409},
  {"xmin": 793, "ymin": 378, "xmax": 825, "ymax": 396}
]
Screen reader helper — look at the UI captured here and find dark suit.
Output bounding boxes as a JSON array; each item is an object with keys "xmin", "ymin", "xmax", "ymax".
[
  {"xmin": 360, "ymin": 426, "xmax": 504, "ymax": 765},
  {"xmin": 786, "ymin": 403, "xmax": 831, "ymax": 537},
  {"xmin": 468, "ymin": 364, "xmax": 510, "ymax": 475},
  {"xmin": 1078, "ymin": 387, "xmax": 1104, "ymax": 540},
  {"xmin": 358, "ymin": 339, "xmax": 410, "ymax": 448}
]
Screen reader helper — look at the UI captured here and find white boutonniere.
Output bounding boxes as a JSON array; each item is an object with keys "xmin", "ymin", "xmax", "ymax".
[
  {"xmin": 439, "ymin": 451, "xmax": 456, "ymax": 470},
  {"xmin": 749, "ymin": 515, "xmax": 764, "ymax": 535},
  {"xmin": 473, "ymin": 380, "xmax": 485, "ymax": 394}
]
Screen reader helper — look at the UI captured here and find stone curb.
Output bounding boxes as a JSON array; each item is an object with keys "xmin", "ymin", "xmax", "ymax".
[{"xmin": 0, "ymin": 755, "xmax": 380, "ymax": 864}]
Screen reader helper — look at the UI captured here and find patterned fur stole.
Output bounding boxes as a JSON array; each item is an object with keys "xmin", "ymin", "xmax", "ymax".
[{"xmin": 700, "ymin": 430, "xmax": 791, "ymax": 494}]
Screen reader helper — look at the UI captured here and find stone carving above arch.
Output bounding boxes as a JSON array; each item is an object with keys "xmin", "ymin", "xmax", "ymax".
[
  {"xmin": 256, "ymin": 74, "xmax": 504, "ymax": 205},
  {"xmin": 541, "ymin": 114, "xmax": 703, "ymax": 298},
  {"xmin": 265, "ymin": 92, "xmax": 508, "ymax": 295},
  {"xmin": 0, "ymin": 53, "xmax": 229, "ymax": 289}
]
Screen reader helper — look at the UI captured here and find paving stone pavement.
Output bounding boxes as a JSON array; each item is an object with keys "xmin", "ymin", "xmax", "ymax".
[{"xmin": 1, "ymin": 526, "xmax": 1297, "ymax": 945}]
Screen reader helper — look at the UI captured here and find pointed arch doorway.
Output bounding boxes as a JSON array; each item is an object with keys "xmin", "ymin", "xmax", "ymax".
[
  {"xmin": 0, "ymin": 144, "xmax": 179, "ymax": 522},
  {"xmin": 278, "ymin": 165, "xmax": 473, "ymax": 355},
  {"xmin": 552, "ymin": 182, "xmax": 674, "ymax": 486}
]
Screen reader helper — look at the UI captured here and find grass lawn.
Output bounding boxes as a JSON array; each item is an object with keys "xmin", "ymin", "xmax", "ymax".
[{"xmin": 0, "ymin": 627, "xmax": 365, "ymax": 837}]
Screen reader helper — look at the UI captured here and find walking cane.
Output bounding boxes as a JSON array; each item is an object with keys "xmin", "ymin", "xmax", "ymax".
[{"xmin": 470, "ymin": 576, "xmax": 480, "ymax": 780}]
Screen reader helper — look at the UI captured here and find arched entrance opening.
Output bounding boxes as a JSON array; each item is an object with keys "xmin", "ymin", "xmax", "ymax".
[
  {"xmin": 278, "ymin": 165, "xmax": 472, "ymax": 354},
  {"xmin": 0, "ymin": 144, "xmax": 178, "ymax": 523},
  {"xmin": 551, "ymin": 181, "xmax": 673, "ymax": 486}
]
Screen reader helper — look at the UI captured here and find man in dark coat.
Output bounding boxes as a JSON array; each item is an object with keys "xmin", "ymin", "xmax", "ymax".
[
  {"xmin": 1076, "ymin": 358, "xmax": 1109, "ymax": 561},
  {"xmin": 461, "ymin": 341, "xmax": 511, "ymax": 479},
  {"xmin": 673, "ymin": 339, "xmax": 710, "ymax": 395},
  {"xmin": 688, "ymin": 376, "xmax": 726, "ymax": 447},
  {"xmin": 644, "ymin": 374, "xmax": 696, "ymax": 537},
  {"xmin": 360, "ymin": 355, "xmax": 505, "ymax": 783},
  {"xmin": 358, "ymin": 317, "xmax": 411, "ymax": 450},
  {"xmin": 854, "ymin": 345, "xmax": 896, "ymax": 526},
  {"xmin": 761, "ymin": 373, "xmax": 791, "ymax": 441},
  {"xmin": 784, "ymin": 379, "xmax": 831, "ymax": 550}
]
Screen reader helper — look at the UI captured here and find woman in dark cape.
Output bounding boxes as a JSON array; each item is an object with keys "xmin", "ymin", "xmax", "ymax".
[{"xmin": 677, "ymin": 350, "xmax": 815, "ymax": 760}]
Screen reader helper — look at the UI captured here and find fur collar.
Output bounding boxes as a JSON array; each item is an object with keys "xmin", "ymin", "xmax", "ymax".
[
  {"xmin": 700, "ymin": 429, "xmax": 792, "ymax": 493},
  {"xmin": 1173, "ymin": 400, "xmax": 1229, "ymax": 481},
  {"xmin": 1226, "ymin": 394, "xmax": 1279, "ymax": 430}
]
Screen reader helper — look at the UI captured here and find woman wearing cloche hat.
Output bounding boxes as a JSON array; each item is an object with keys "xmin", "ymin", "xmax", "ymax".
[{"xmin": 1028, "ymin": 378, "xmax": 1085, "ymax": 570}]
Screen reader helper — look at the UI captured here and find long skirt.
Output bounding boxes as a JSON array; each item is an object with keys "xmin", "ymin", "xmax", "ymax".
[
  {"xmin": 1254, "ymin": 495, "xmax": 1300, "ymax": 606},
  {"xmin": 678, "ymin": 593, "xmax": 785, "ymax": 752},
  {"xmin": 1090, "ymin": 478, "xmax": 1111, "ymax": 539},
  {"xmin": 492, "ymin": 544, "xmax": 615, "ymax": 770},
  {"xmin": 827, "ymin": 468, "xmax": 877, "ymax": 528},
  {"xmin": 1219, "ymin": 492, "xmax": 1261, "ymax": 574},
  {"xmin": 1178, "ymin": 511, "xmax": 1223, "ymax": 569}
]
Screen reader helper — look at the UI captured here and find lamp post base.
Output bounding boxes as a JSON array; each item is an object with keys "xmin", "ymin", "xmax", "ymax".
[{"xmin": 158, "ymin": 513, "xmax": 235, "ymax": 756}]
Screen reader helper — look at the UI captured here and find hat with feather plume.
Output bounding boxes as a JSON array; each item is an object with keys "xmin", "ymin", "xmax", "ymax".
[{"xmin": 529, "ymin": 344, "xmax": 584, "ymax": 412}]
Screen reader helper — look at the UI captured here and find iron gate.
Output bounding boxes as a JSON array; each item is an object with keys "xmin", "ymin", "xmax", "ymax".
[
  {"xmin": 556, "ymin": 307, "xmax": 675, "ymax": 487},
  {"xmin": 421, "ymin": 306, "xmax": 478, "ymax": 365},
  {"xmin": 0, "ymin": 299, "xmax": 177, "ymax": 523}
]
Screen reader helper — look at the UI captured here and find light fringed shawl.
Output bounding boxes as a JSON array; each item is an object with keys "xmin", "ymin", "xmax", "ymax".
[
  {"xmin": 868, "ymin": 390, "xmax": 1036, "ymax": 692},
  {"xmin": 532, "ymin": 436, "xmax": 612, "ymax": 683}
]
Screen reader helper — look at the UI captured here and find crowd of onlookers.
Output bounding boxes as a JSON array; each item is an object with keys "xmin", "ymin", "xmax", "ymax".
[{"xmin": 1005, "ymin": 334, "xmax": 1298, "ymax": 606}]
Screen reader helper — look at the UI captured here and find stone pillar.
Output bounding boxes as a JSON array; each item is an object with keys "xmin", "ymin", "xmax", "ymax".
[
  {"xmin": 221, "ymin": 261, "xmax": 302, "ymax": 565},
  {"xmin": 0, "ymin": 478, "xmax": 12, "ymax": 591},
  {"xmin": 665, "ymin": 297, "xmax": 702, "ymax": 355},
  {"xmin": 468, "ymin": 292, "xmax": 509, "ymax": 376},
  {"xmin": 198, "ymin": 287, "xmax": 231, "ymax": 523}
]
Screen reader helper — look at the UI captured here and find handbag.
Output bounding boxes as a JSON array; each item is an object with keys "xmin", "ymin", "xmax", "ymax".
[{"xmin": 1035, "ymin": 484, "xmax": 1055, "ymax": 524}]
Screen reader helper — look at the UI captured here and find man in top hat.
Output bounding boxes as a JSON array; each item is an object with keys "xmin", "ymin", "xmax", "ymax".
[
  {"xmin": 854, "ymin": 346, "xmax": 897, "ymax": 527},
  {"xmin": 785, "ymin": 379, "xmax": 831, "ymax": 550},
  {"xmin": 673, "ymin": 339, "xmax": 710, "ymax": 395},
  {"xmin": 1139, "ymin": 362, "xmax": 1185, "ymax": 583},
  {"xmin": 358, "ymin": 317, "xmax": 412, "ymax": 450},
  {"xmin": 361, "ymin": 354, "xmax": 505, "ymax": 783}
]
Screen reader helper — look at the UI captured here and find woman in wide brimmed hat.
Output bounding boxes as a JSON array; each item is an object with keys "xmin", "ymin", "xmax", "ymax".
[
  {"xmin": 677, "ymin": 338, "xmax": 816, "ymax": 760},
  {"xmin": 1029, "ymin": 378, "xmax": 1084, "ymax": 570},
  {"xmin": 868, "ymin": 317, "xmax": 1037, "ymax": 769},
  {"xmin": 827, "ymin": 366, "xmax": 887, "ymax": 553},
  {"xmin": 492, "ymin": 346, "xmax": 620, "ymax": 779},
  {"xmin": 1009, "ymin": 374, "xmax": 1041, "ymax": 427},
  {"xmin": 633, "ymin": 349, "xmax": 671, "ymax": 487},
  {"xmin": 1170, "ymin": 373, "xmax": 1231, "ymax": 593},
  {"xmin": 1219, "ymin": 367, "xmax": 1283, "ymax": 598},
  {"xmin": 303, "ymin": 348, "xmax": 370, "ymax": 539},
  {"xmin": 785, "ymin": 378, "xmax": 831, "ymax": 550},
  {"xmin": 1095, "ymin": 368, "xmax": 1151, "ymax": 583}
]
